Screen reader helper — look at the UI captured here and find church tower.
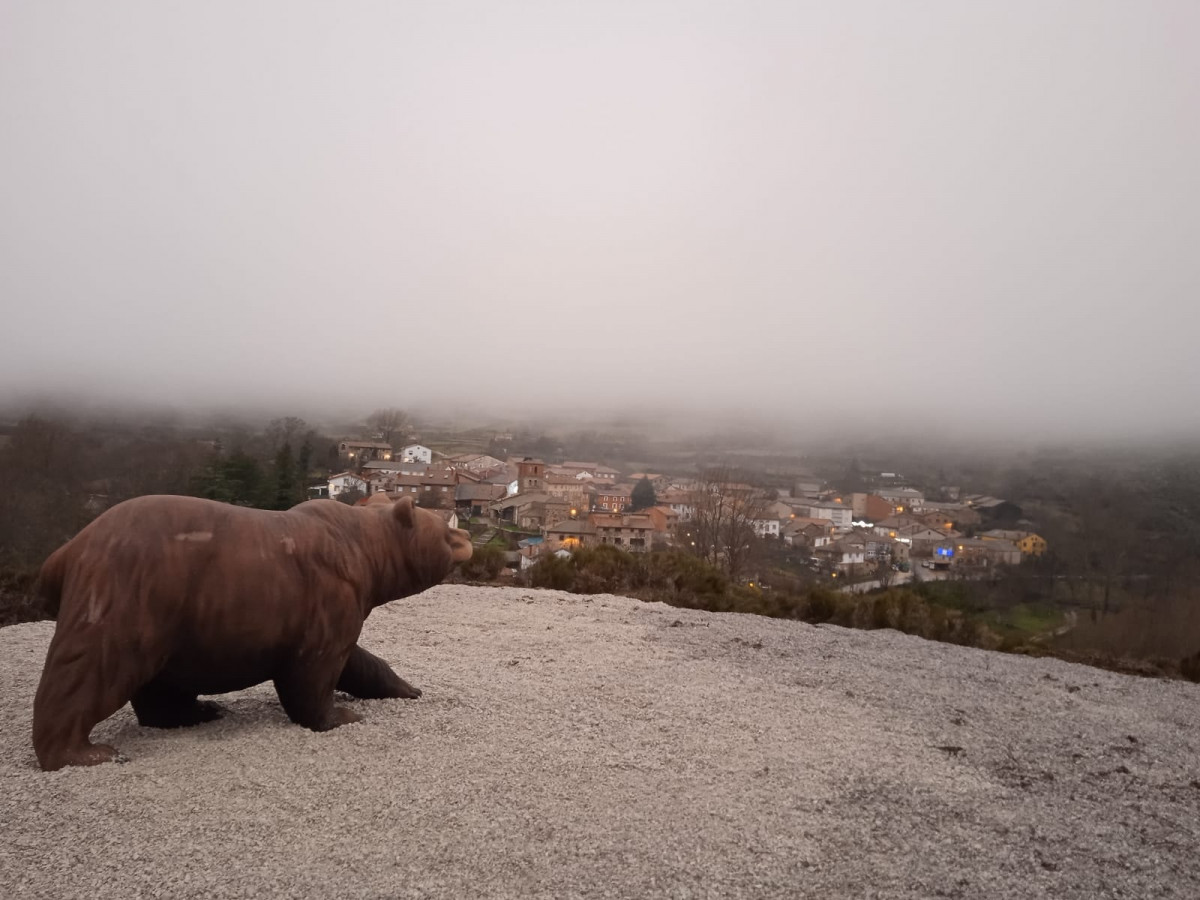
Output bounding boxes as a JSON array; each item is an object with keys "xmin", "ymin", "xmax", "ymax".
[{"xmin": 517, "ymin": 458, "xmax": 545, "ymax": 494}]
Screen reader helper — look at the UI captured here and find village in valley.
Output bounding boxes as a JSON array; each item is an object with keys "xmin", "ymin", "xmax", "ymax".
[
  {"xmin": 6, "ymin": 405, "xmax": 1189, "ymax": 670},
  {"xmin": 319, "ymin": 431, "xmax": 1046, "ymax": 588}
]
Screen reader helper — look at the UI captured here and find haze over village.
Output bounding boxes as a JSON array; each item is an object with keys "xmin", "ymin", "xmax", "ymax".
[
  {"xmin": 1, "ymin": 1, "xmax": 1198, "ymax": 443},
  {"xmin": 2, "ymin": 2, "xmax": 1200, "ymax": 896},
  {"xmin": 2, "ymin": 0, "xmax": 1197, "ymax": 657}
]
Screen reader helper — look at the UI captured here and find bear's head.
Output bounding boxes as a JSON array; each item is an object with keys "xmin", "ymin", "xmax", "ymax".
[{"xmin": 366, "ymin": 494, "xmax": 472, "ymax": 597}]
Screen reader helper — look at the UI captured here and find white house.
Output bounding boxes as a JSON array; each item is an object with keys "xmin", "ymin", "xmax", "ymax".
[
  {"xmin": 877, "ymin": 487, "xmax": 925, "ymax": 510},
  {"xmin": 752, "ymin": 517, "xmax": 781, "ymax": 538},
  {"xmin": 518, "ymin": 542, "xmax": 571, "ymax": 571},
  {"xmin": 801, "ymin": 500, "xmax": 854, "ymax": 532},
  {"xmin": 402, "ymin": 444, "xmax": 432, "ymax": 464},
  {"xmin": 659, "ymin": 490, "xmax": 696, "ymax": 522},
  {"xmin": 431, "ymin": 509, "xmax": 460, "ymax": 531},
  {"xmin": 818, "ymin": 539, "xmax": 866, "ymax": 570},
  {"xmin": 328, "ymin": 472, "xmax": 367, "ymax": 499},
  {"xmin": 668, "ymin": 500, "xmax": 695, "ymax": 522}
]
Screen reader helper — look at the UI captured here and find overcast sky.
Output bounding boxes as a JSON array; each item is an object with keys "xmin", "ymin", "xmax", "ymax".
[{"xmin": 1, "ymin": 1, "xmax": 1197, "ymax": 438}]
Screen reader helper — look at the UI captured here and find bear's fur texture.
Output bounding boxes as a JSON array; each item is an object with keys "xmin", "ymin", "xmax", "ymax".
[{"xmin": 31, "ymin": 493, "xmax": 472, "ymax": 771}]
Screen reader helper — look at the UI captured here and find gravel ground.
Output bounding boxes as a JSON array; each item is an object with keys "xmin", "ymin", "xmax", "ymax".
[{"xmin": 2, "ymin": 585, "xmax": 1199, "ymax": 899}]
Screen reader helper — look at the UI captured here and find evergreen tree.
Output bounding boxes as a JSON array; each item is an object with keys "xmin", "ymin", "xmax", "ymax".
[
  {"xmin": 189, "ymin": 451, "xmax": 265, "ymax": 506},
  {"xmin": 273, "ymin": 442, "xmax": 298, "ymax": 510},
  {"xmin": 844, "ymin": 457, "xmax": 867, "ymax": 493},
  {"xmin": 224, "ymin": 452, "xmax": 266, "ymax": 505},
  {"xmin": 631, "ymin": 476, "xmax": 657, "ymax": 511},
  {"xmin": 296, "ymin": 438, "xmax": 314, "ymax": 503}
]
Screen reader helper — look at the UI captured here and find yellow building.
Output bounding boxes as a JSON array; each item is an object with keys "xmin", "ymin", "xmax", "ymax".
[
  {"xmin": 981, "ymin": 530, "xmax": 1047, "ymax": 558},
  {"xmin": 1016, "ymin": 533, "xmax": 1047, "ymax": 557}
]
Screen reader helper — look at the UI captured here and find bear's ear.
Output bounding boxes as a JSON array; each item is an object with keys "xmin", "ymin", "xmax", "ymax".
[{"xmin": 392, "ymin": 494, "xmax": 416, "ymax": 528}]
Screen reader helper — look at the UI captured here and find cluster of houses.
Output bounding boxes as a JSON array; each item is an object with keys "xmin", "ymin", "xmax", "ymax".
[
  {"xmin": 773, "ymin": 487, "xmax": 1046, "ymax": 574},
  {"xmin": 318, "ymin": 443, "xmax": 1046, "ymax": 577},
  {"xmin": 319, "ymin": 450, "xmax": 671, "ymax": 555}
]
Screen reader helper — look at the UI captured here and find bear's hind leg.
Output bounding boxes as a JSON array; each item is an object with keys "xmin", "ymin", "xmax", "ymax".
[
  {"xmin": 32, "ymin": 631, "xmax": 154, "ymax": 771},
  {"xmin": 131, "ymin": 678, "xmax": 225, "ymax": 728},
  {"xmin": 337, "ymin": 644, "xmax": 422, "ymax": 700}
]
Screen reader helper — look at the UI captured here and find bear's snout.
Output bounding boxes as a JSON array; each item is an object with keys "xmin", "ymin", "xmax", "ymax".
[{"xmin": 449, "ymin": 529, "xmax": 472, "ymax": 563}]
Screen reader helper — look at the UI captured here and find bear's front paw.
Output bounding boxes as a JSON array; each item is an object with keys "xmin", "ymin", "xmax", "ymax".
[
  {"xmin": 327, "ymin": 706, "xmax": 363, "ymax": 729},
  {"xmin": 43, "ymin": 742, "xmax": 120, "ymax": 771},
  {"xmin": 395, "ymin": 677, "xmax": 422, "ymax": 700}
]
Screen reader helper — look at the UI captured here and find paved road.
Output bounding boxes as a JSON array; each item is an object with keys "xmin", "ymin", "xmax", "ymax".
[
  {"xmin": 837, "ymin": 561, "xmax": 959, "ymax": 594},
  {"xmin": 837, "ymin": 570, "xmax": 912, "ymax": 594}
]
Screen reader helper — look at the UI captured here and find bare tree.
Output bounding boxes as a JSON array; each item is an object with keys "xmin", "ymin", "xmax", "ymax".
[
  {"xmin": 266, "ymin": 416, "xmax": 308, "ymax": 452},
  {"xmin": 688, "ymin": 465, "xmax": 770, "ymax": 582},
  {"xmin": 364, "ymin": 408, "xmax": 409, "ymax": 446}
]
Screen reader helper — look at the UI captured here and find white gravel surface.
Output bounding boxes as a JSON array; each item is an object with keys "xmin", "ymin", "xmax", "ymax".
[{"xmin": 2, "ymin": 585, "xmax": 1199, "ymax": 899}]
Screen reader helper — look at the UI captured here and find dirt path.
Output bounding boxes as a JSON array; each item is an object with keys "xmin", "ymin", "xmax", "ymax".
[{"xmin": 2, "ymin": 585, "xmax": 1198, "ymax": 899}]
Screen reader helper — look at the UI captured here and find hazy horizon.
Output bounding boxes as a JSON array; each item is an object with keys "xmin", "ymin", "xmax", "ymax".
[{"xmin": 2, "ymin": 1, "xmax": 1197, "ymax": 441}]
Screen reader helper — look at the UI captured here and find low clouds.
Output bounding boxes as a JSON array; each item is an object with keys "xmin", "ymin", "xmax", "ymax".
[{"xmin": 1, "ymin": 1, "xmax": 1197, "ymax": 439}]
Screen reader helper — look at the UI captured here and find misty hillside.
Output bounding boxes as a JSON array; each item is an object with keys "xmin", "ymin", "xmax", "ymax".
[{"xmin": 2, "ymin": 586, "xmax": 1198, "ymax": 899}]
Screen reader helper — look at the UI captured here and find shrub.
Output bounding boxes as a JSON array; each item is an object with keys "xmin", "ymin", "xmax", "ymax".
[
  {"xmin": 871, "ymin": 594, "xmax": 897, "ymax": 629},
  {"xmin": 1181, "ymin": 650, "xmax": 1200, "ymax": 684},
  {"xmin": 0, "ymin": 569, "xmax": 47, "ymax": 627},
  {"xmin": 572, "ymin": 544, "xmax": 639, "ymax": 594},
  {"xmin": 645, "ymin": 551, "xmax": 729, "ymax": 601},
  {"xmin": 459, "ymin": 543, "xmax": 505, "ymax": 582},
  {"xmin": 804, "ymin": 588, "xmax": 839, "ymax": 624},
  {"xmin": 529, "ymin": 554, "xmax": 575, "ymax": 591},
  {"xmin": 512, "ymin": 547, "xmax": 1046, "ymax": 667}
]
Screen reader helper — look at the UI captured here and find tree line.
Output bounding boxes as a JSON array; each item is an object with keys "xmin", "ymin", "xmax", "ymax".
[{"xmin": 0, "ymin": 411, "xmax": 355, "ymax": 623}]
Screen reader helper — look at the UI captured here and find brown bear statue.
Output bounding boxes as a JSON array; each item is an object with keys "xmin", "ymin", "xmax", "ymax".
[{"xmin": 31, "ymin": 493, "xmax": 472, "ymax": 770}]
